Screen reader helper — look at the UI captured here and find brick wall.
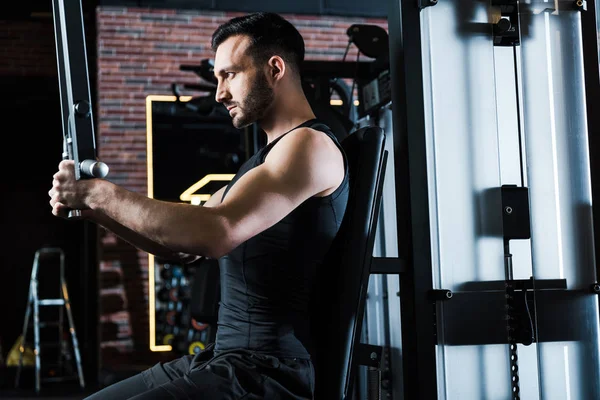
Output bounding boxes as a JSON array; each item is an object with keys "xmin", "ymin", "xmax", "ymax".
[{"xmin": 1, "ymin": 7, "xmax": 387, "ymax": 371}]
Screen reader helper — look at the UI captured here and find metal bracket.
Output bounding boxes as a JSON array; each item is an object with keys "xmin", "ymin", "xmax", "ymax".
[
  {"xmin": 432, "ymin": 279, "xmax": 569, "ymax": 346},
  {"xmin": 574, "ymin": 0, "xmax": 587, "ymax": 11},
  {"xmin": 492, "ymin": 0, "xmax": 520, "ymax": 46},
  {"xmin": 430, "ymin": 289, "xmax": 452, "ymax": 344},
  {"xmin": 501, "ymin": 185, "xmax": 531, "ymax": 240},
  {"xmin": 370, "ymin": 257, "xmax": 407, "ymax": 274},
  {"xmin": 355, "ymin": 343, "xmax": 383, "ymax": 369},
  {"xmin": 429, "ymin": 289, "xmax": 453, "ymax": 301}
]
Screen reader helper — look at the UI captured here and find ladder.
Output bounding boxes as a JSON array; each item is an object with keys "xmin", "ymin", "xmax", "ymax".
[{"xmin": 15, "ymin": 247, "xmax": 85, "ymax": 393}]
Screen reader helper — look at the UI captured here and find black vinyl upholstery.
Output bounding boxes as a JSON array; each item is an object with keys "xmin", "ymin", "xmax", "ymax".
[{"xmin": 310, "ymin": 125, "xmax": 388, "ymax": 400}]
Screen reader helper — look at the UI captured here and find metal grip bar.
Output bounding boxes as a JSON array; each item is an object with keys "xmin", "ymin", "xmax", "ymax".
[{"xmin": 53, "ymin": 0, "xmax": 109, "ymax": 218}]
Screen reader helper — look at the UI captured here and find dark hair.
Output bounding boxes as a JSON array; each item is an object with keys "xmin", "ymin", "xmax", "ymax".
[{"xmin": 211, "ymin": 12, "xmax": 305, "ymax": 74}]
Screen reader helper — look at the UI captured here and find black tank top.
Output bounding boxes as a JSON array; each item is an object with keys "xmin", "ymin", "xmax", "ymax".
[{"xmin": 214, "ymin": 119, "xmax": 349, "ymax": 359}]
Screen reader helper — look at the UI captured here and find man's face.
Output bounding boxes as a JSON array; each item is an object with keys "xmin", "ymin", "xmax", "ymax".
[{"xmin": 214, "ymin": 35, "xmax": 275, "ymax": 129}]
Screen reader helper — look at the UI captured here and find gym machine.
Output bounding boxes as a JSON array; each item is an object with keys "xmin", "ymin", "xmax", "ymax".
[
  {"xmin": 379, "ymin": 0, "xmax": 600, "ymax": 398},
  {"xmin": 52, "ymin": 0, "xmax": 108, "ymax": 196}
]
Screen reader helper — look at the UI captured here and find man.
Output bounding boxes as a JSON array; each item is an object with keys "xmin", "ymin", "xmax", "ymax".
[{"xmin": 49, "ymin": 12, "xmax": 349, "ymax": 399}]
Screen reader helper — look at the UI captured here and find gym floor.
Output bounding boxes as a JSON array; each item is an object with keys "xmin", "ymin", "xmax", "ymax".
[
  {"xmin": 0, "ymin": 388, "xmax": 94, "ymax": 399},
  {"xmin": 0, "ymin": 365, "xmax": 142, "ymax": 399}
]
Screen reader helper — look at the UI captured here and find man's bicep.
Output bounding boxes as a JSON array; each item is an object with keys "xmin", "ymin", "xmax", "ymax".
[
  {"xmin": 203, "ymin": 185, "xmax": 227, "ymax": 208},
  {"xmin": 213, "ymin": 165, "xmax": 314, "ymax": 246},
  {"xmin": 211, "ymin": 130, "xmax": 341, "ymax": 252}
]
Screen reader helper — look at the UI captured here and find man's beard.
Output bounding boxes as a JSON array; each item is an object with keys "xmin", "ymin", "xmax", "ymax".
[{"xmin": 230, "ymin": 72, "xmax": 274, "ymax": 129}]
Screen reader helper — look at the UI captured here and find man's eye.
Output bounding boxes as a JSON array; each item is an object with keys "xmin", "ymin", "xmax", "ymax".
[{"xmin": 226, "ymin": 72, "xmax": 235, "ymax": 78}]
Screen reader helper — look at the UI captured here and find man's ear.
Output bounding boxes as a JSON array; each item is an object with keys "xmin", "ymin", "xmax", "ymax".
[{"xmin": 267, "ymin": 56, "xmax": 286, "ymax": 81}]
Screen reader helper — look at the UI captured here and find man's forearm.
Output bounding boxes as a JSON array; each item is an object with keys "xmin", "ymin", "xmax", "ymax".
[
  {"xmin": 86, "ymin": 210, "xmax": 202, "ymax": 264},
  {"xmin": 84, "ymin": 179, "xmax": 229, "ymax": 258}
]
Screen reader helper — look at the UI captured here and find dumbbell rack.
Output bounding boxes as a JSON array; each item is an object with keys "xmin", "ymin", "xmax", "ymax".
[{"xmin": 155, "ymin": 262, "xmax": 212, "ymax": 355}]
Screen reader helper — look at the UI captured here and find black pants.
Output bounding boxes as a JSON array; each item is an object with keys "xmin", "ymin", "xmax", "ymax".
[{"xmin": 84, "ymin": 345, "xmax": 314, "ymax": 400}]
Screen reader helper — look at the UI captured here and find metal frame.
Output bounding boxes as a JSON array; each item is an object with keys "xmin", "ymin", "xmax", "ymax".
[
  {"xmin": 53, "ymin": 0, "xmax": 98, "ymax": 178},
  {"xmin": 387, "ymin": 0, "xmax": 600, "ymax": 397},
  {"xmin": 581, "ymin": 0, "xmax": 600, "ymax": 292},
  {"xmin": 387, "ymin": 0, "xmax": 438, "ymax": 397},
  {"xmin": 51, "ymin": 0, "xmax": 101, "ymax": 385}
]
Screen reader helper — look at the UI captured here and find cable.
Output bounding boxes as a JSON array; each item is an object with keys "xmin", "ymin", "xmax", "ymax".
[{"xmin": 329, "ymin": 39, "xmax": 353, "ymax": 98}]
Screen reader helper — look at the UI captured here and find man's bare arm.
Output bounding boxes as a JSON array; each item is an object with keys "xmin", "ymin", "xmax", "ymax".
[
  {"xmin": 49, "ymin": 127, "xmax": 343, "ymax": 259},
  {"xmin": 84, "ymin": 210, "xmax": 202, "ymax": 263},
  {"xmin": 80, "ymin": 186, "xmax": 228, "ymax": 262},
  {"xmin": 61, "ymin": 186, "xmax": 228, "ymax": 264}
]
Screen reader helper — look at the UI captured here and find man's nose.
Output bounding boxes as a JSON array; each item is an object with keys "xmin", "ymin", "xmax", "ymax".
[{"xmin": 215, "ymin": 83, "xmax": 229, "ymax": 103}]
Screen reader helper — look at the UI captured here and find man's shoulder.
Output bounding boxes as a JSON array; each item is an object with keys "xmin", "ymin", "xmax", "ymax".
[
  {"xmin": 278, "ymin": 126, "xmax": 339, "ymax": 157},
  {"xmin": 266, "ymin": 125, "xmax": 345, "ymax": 190}
]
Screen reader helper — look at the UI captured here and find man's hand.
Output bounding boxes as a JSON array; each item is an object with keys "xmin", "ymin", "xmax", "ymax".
[{"xmin": 48, "ymin": 160, "xmax": 91, "ymax": 218}]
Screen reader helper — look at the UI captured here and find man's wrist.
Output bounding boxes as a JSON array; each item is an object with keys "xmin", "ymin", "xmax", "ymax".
[{"xmin": 85, "ymin": 178, "xmax": 110, "ymax": 211}]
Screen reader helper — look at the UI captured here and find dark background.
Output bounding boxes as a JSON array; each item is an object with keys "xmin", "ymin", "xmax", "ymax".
[{"xmin": 0, "ymin": 76, "xmax": 100, "ymax": 391}]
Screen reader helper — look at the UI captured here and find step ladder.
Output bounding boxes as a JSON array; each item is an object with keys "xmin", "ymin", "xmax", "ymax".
[{"xmin": 15, "ymin": 247, "xmax": 85, "ymax": 393}]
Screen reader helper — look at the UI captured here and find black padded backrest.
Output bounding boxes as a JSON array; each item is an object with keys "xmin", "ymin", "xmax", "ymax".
[{"xmin": 310, "ymin": 125, "xmax": 387, "ymax": 400}]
